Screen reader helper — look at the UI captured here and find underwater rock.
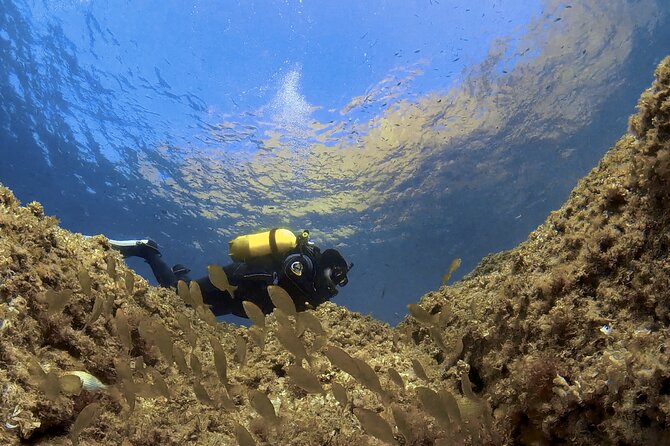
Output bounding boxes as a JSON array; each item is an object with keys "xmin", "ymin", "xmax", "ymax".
[
  {"xmin": 0, "ymin": 56, "xmax": 669, "ymax": 445},
  {"xmin": 401, "ymin": 55, "xmax": 670, "ymax": 445}
]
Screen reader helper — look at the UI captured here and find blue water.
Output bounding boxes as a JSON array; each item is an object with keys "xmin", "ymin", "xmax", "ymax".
[{"xmin": 1, "ymin": 0, "xmax": 669, "ymax": 324}]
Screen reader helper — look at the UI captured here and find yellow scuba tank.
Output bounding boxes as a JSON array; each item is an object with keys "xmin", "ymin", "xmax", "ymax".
[{"xmin": 228, "ymin": 228, "xmax": 302, "ymax": 262}]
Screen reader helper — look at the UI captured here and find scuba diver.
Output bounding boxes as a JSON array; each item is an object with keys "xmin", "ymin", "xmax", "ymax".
[{"xmin": 108, "ymin": 228, "xmax": 351, "ymax": 319}]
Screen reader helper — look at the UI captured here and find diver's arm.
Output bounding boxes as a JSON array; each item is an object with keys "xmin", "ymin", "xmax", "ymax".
[
  {"xmin": 192, "ymin": 262, "xmax": 275, "ymax": 317},
  {"xmin": 224, "ymin": 262, "xmax": 278, "ymax": 285}
]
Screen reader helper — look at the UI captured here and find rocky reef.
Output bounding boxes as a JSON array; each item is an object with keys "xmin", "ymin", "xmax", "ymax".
[{"xmin": 1, "ymin": 57, "xmax": 669, "ymax": 445}]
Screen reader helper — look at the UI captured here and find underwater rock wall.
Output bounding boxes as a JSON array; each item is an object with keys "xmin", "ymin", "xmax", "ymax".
[
  {"xmin": 407, "ymin": 55, "xmax": 670, "ymax": 444},
  {"xmin": 0, "ymin": 57, "xmax": 669, "ymax": 445}
]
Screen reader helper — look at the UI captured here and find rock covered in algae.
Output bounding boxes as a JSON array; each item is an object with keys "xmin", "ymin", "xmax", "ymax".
[
  {"xmin": 400, "ymin": 55, "xmax": 670, "ymax": 445},
  {"xmin": 0, "ymin": 56, "xmax": 670, "ymax": 446}
]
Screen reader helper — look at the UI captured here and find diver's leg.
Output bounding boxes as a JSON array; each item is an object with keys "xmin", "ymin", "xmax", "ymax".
[
  {"xmin": 108, "ymin": 238, "xmax": 178, "ymax": 288},
  {"xmin": 143, "ymin": 252, "xmax": 180, "ymax": 288},
  {"xmin": 108, "ymin": 238, "xmax": 160, "ymax": 259}
]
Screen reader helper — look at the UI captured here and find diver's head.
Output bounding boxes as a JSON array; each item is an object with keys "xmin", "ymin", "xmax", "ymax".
[{"xmin": 316, "ymin": 249, "xmax": 351, "ymax": 297}]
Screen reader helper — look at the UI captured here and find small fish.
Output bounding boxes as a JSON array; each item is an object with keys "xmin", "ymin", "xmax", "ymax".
[
  {"xmin": 234, "ymin": 422, "xmax": 257, "ymax": 446},
  {"xmin": 190, "ymin": 353, "xmax": 202, "ymax": 377},
  {"xmin": 276, "ymin": 324, "xmax": 309, "ymax": 365},
  {"xmin": 311, "ymin": 334, "xmax": 328, "ymax": 353},
  {"xmin": 243, "ymin": 301, "xmax": 266, "ymax": 329},
  {"xmin": 102, "ymin": 293, "xmax": 115, "ymax": 318},
  {"xmin": 436, "ymin": 305, "xmax": 452, "ymax": 325},
  {"xmin": 439, "ymin": 388, "xmax": 462, "ymax": 425},
  {"xmin": 138, "ymin": 319, "xmax": 154, "ymax": 345},
  {"xmin": 287, "ymin": 364, "xmax": 325, "ymax": 395},
  {"xmin": 77, "ymin": 270, "xmax": 92, "ymax": 296},
  {"xmin": 417, "ymin": 386, "xmax": 451, "ymax": 429},
  {"xmin": 454, "ymin": 336, "xmax": 464, "ymax": 359},
  {"xmin": 407, "ymin": 304, "xmax": 435, "ymax": 326},
  {"xmin": 273, "ymin": 307, "xmax": 292, "ymax": 328},
  {"xmin": 193, "ymin": 381, "xmax": 214, "ymax": 405},
  {"xmin": 248, "ymin": 326, "xmax": 266, "ymax": 350},
  {"xmin": 173, "ymin": 345, "xmax": 189, "ymax": 374},
  {"xmin": 40, "ymin": 370, "xmax": 61, "ymax": 400},
  {"xmin": 195, "ymin": 305, "xmax": 217, "ymax": 327},
  {"xmin": 63, "ymin": 371, "xmax": 107, "ymax": 391},
  {"xmin": 59, "ymin": 374, "xmax": 83, "ymax": 395},
  {"xmin": 296, "ymin": 311, "xmax": 325, "ymax": 337},
  {"xmin": 392, "ymin": 405, "xmax": 414, "ymax": 444},
  {"xmin": 412, "ymin": 359, "xmax": 429, "ymax": 381},
  {"xmin": 114, "ymin": 308, "xmax": 132, "ymax": 353},
  {"xmin": 235, "ymin": 335, "xmax": 247, "ymax": 367},
  {"xmin": 177, "ymin": 280, "xmax": 193, "ymax": 306},
  {"xmin": 149, "ymin": 368, "xmax": 170, "ymax": 399},
  {"xmin": 114, "ymin": 357, "xmax": 133, "ymax": 382},
  {"xmin": 353, "ymin": 358, "xmax": 386, "ymax": 399},
  {"xmin": 120, "ymin": 379, "xmax": 136, "ymax": 413},
  {"xmin": 124, "ymin": 271, "xmax": 135, "ymax": 295},
  {"xmin": 387, "ymin": 367, "xmax": 405, "ymax": 390},
  {"xmin": 324, "ymin": 346, "xmax": 359, "ymax": 377},
  {"xmin": 429, "ymin": 326, "xmax": 447, "ymax": 351},
  {"xmin": 353, "ymin": 408, "xmax": 396, "ymax": 445},
  {"xmin": 177, "ymin": 313, "xmax": 197, "ymax": 349},
  {"xmin": 189, "ymin": 281, "xmax": 204, "ymax": 308},
  {"xmin": 207, "ymin": 264, "xmax": 237, "ymax": 297},
  {"xmin": 85, "ymin": 295, "xmax": 104, "ymax": 327},
  {"xmin": 331, "ymin": 382, "xmax": 348, "ymax": 407},
  {"xmin": 70, "ymin": 402, "xmax": 101, "ymax": 445},
  {"xmin": 268, "ymin": 285, "xmax": 296, "ymax": 317},
  {"xmin": 441, "ymin": 258, "xmax": 461, "ymax": 285},
  {"xmin": 209, "ymin": 336, "xmax": 228, "ymax": 386},
  {"xmin": 218, "ymin": 386, "xmax": 237, "ymax": 411},
  {"xmin": 152, "ymin": 322, "xmax": 174, "ymax": 364},
  {"xmin": 249, "ymin": 389, "xmax": 278, "ymax": 424},
  {"xmin": 106, "ymin": 256, "xmax": 117, "ymax": 280}
]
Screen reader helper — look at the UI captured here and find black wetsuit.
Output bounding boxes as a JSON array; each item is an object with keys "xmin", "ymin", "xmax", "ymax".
[{"xmin": 144, "ymin": 244, "xmax": 332, "ymax": 318}]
